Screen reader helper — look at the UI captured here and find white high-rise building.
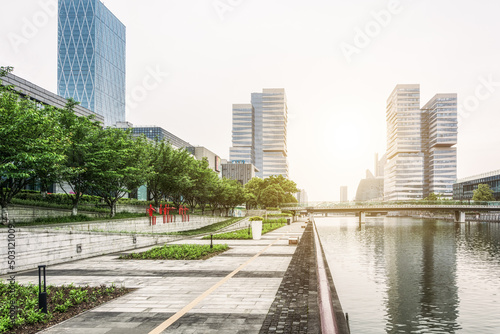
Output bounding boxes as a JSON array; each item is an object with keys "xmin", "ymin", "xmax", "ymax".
[
  {"xmin": 340, "ymin": 186, "xmax": 348, "ymax": 202},
  {"xmin": 384, "ymin": 85, "xmax": 457, "ymax": 201},
  {"xmin": 422, "ymin": 94, "xmax": 457, "ymax": 198},
  {"xmin": 229, "ymin": 89, "xmax": 289, "ymax": 179},
  {"xmin": 229, "ymin": 104, "xmax": 254, "ymax": 164}
]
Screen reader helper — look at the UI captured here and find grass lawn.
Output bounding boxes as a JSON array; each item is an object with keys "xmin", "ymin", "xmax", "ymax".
[
  {"xmin": 162, "ymin": 217, "xmax": 243, "ymax": 236},
  {"xmin": 203, "ymin": 223, "xmax": 286, "ymax": 240},
  {"xmin": 119, "ymin": 244, "xmax": 229, "ymax": 260}
]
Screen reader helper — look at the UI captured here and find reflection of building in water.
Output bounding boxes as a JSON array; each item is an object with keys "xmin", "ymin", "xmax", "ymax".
[{"xmin": 383, "ymin": 220, "xmax": 459, "ymax": 332}]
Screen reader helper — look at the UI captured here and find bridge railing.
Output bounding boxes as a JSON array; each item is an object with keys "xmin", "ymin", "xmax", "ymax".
[{"xmin": 282, "ymin": 200, "xmax": 500, "ymax": 209}]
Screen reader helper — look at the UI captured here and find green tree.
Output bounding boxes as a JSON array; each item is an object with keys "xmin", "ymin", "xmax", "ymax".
[
  {"xmin": 260, "ymin": 183, "xmax": 285, "ymax": 208},
  {"xmin": 146, "ymin": 140, "xmax": 173, "ymax": 208},
  {"xmin": 183, "ymin": 158, "xmax": 219, "ymax": 214},
  {"xmin": 160, "ymin": 147, "xmax": 194, "ymax": 209},
  {"xmin": 89, "ymin": 128, "xmax": 151, "ymax": 217},
  {"xmin": 472, "ymin": 184, "xmax": 495, "ymax": 201},
  {"xmin": 1, "ymin": 67, "xmax": 68, "ymax": 225},
  {"xmin": 244, "ymin": 175, "xmax": 299, "ymax": 208},
  {"xmin": 424, "ymin": 193, "xmax": 438, "ymax": 201},
  {"xmin": 244, "ymin": 177, "xmax": 265, "ymax": 209},
  {"xmin": 207, "ymin": 177, "xmax": 224, "ymax": 215},
  {"xmin": 219, "ymin": 178, "xmax": 246, "ymax": 216},
  {"xmin": 57, "ymin": 99, "xmax": 102, "ymax": 215}
]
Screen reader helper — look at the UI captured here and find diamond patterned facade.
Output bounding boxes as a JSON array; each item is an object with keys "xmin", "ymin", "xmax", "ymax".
[{"xmin": 58, "ymin": 0, "xmax": 126, "ymax": 126}]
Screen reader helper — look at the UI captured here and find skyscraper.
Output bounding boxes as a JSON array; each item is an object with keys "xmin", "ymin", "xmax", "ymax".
[
  {"xmin": 58, "ymin": 0, "xmax": 126, "ymax": 126},
  {"xmin": 421, "ymin": 94, "xmax": 457, "ymax": 198},
  {"xmin": 229, "ymin": 88, "xmax": 289, "ymax": 179},
  {"xmin": 340, "ymin": 186, "xmax": 348, "ymax": 202},
  {"xmin": 229, "ymin": 104, "xmax": 254, "ymax": 164},
  {"xmin": 384, "ymin": 85, "xmax": 457, "ymax": 200}
]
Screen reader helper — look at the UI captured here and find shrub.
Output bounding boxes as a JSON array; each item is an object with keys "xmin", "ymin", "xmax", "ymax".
[
  {"xmin": 119, "ymin": 244, "xmax": 229, "ymax": 260},
  {"xmin": 249, "ymin": 216, "xmax": 263, "ymax": 221}
]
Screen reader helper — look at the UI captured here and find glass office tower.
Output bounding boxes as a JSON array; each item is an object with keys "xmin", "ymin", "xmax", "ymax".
[{"xmin": 58, "ymin": 0, "xmax": 126, "ymax": 126}]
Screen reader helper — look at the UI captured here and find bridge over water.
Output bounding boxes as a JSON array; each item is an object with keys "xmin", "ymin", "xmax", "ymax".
[{"xmin": 281, "ymin": 201, "xmax": 500, "ymax": 223}]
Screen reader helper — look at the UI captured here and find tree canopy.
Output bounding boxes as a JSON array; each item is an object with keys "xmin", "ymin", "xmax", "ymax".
[
  {"xmin": 1, "ymin": 67, "xmax": 300, "ymax": 220},
  {"xmin": 472, "ymin": 184, "xmax": 495, "ymax": 201},
  {"xmin": 244, "ymin": 175, "xmax": 298, "ymax": 209},
  {"xmin": 1, "ymin": 67, "xmax": 68, "ymax": 224}
]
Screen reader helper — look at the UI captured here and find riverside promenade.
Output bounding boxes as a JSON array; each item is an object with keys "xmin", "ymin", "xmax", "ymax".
[{"xmin": 8, "ymin": 219, "xmax": 332, "ymax": 333}]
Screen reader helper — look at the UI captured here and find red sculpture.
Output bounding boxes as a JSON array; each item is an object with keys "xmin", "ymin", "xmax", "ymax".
[{"xmin": 148, "ymin": 204, "xmax": 157, "ymax": 225}]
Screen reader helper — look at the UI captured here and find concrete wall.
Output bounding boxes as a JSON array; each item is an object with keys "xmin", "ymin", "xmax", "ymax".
[
  {"xmin": 0, "ymin": 215, "xmax": 226, "ymax": 275},
  {"xmin": 53, "ymin": 216, "xmax": 225, "ymax": 234},
  {"xmin": 0, "ymin": 229, "xmax": 180, "ymax": 275},
  {"xmin": 6, "ymin": 204, "xmax": 153, "ymax": 223},
  {"xmin": 6, "ymin": 205, "xmax": 102, "ymax": 223}
]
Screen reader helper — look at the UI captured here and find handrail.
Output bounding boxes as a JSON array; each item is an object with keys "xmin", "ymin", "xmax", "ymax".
[{"xmin": 312, "ymin": 218, "xmax": 350, "ymax": 333}]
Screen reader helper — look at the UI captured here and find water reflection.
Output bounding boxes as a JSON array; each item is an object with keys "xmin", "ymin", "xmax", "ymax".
[{"xmin": 316, "ymin": 217, "xmax": 500, "ymax": 333}]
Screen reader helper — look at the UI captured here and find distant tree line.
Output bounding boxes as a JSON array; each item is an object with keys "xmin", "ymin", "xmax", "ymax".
[{"xmin": 0, "ymin": 67, "xmax": 298, "ymax": 225}]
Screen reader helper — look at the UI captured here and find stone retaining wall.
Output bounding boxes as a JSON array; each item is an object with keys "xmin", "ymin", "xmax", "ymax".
[
  {"xmin": 0, "ymin": 229, "xmax": 180, "ymax": 275},
  {"xmin": 6, "ymin": 205, "xmax": 102, "ymax": 223},
  {"xmin": 0, "ymin": 215, "xmax": 226, "ymax": 275}
]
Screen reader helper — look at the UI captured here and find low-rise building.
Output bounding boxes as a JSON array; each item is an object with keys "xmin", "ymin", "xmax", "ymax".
[
  {"xmin": 1, "ymin": 72, "xmax": 104, "ymax": 123},
  {"xmin": 187, "ymin": 146, "xmax": 221, "ymax": 175},
  {"xmin": 221, "ymin": 161, "xmax": 258, "ymax": 185},
  {"xmin": 114, "ymin": 122, "xmax": 191, "ymax": 149},
  {"xmin": 453, "ymin": 170, "xmax": 500, "ymax": 200}
]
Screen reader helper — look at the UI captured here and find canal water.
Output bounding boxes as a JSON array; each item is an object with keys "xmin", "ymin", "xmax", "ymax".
[{"xmin": 315, "ymin": 217, "xmax": 500, "ymax": 333}]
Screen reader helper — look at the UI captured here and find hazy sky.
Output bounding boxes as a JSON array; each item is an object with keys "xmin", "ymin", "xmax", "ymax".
[{"xmin": 2, "ymin": 0, "xmax": 500, "ymax": 201}]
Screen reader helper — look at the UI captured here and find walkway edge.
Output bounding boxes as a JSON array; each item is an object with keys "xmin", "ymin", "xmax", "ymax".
[{"xmin": 312, "ymin": 218, "xmax": 350, "ymax": 334}]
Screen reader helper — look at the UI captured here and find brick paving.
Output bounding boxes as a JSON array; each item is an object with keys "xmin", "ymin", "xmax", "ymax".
[
  {"xmin": 259, "ymin": 223, "xmax": 320, "ymax": 334},
  {"xmin": 3, "ymin": 220, "xmax": 312, "ymax": 333}
]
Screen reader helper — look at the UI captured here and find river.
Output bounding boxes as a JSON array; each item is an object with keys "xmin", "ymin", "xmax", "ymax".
[{"xmin": 315, "ymin": 216, "xmax": 500, "ymax": 333}]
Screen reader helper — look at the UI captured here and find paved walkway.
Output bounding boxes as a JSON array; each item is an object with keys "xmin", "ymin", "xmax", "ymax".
[{"xmin": 9, "ymin": 219, "xmax": 320, "ymax": 333}]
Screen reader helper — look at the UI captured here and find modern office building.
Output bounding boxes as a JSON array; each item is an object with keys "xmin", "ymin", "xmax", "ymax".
[
  {"xmin": 374, "ymin": 153, "xmax": 386, "ymax": 178},
  {"xmin": 295, "ymin": 189, "xmax": 308, "ymax": 204},
  {"xmin": 453, "ymin": 170, "xmax": 500, "ymax": 200},
  {"xmin": 114, "ymin": 122, "xmax": 191, "ymax": 149},
  {"xmin": 221, "ymin": 161, "xmax": 258, "ymax": 185},
  {"xmin": 340, "ymin": 186, "xmax": 348, "ymax": 202},
  {"xmin": 421, "ymin": 94, "xmax": 457, "ymax": 198},
  {"xmin": 385, "ymin": 84, "xmax": 425, "ymax": 201},
  {"xmin": 229, "ymin": 89, "xmax": 289, "ymax": 179},
  {"xmin": 58, "ymin": 0, "xmax": 126, "ymax": 126},
  {"xmin": 1, "ymin": 71, "xmax": 103, "ymax": 123},
  {"xmin": 187, "ymin": 146, "xmax": 221, "ymax": 175},
  {"xmin": 384, "ymin": 85, "xmax": 457, "ymax": 200},
  {"xmin": 229, "ymin": 104, "xmax": 254, "ymax": 164}
]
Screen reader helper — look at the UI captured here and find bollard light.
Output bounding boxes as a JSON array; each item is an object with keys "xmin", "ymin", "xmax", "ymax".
[
  {"xmin": 210, "ymin": 234, "xmax": 213, "ymax": 249},
  {"xmin": 38, "ymin": 265, "xmax": 47, "ymax": 314}
]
